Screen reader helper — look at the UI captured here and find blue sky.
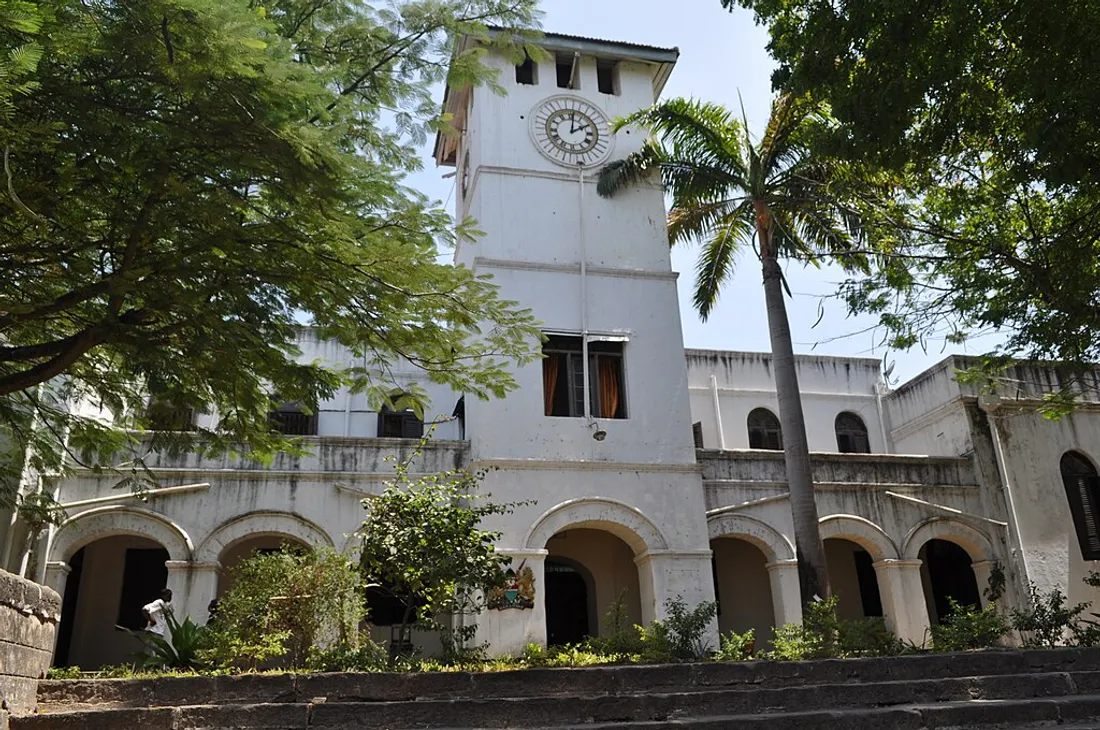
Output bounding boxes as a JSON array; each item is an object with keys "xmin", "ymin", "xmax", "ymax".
[{"xmin": 404, "ymin": 1, "xmax": 1005, "ymax": 385}]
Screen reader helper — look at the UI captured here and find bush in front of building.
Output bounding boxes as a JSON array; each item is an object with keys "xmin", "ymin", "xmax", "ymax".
[
  {"xmin": 929, "ymin": 599, "xmax": 1011, "ymax": 652},
  {"xmin": 201, "ymin": 546, "xmax": 365, "ymax": 670},
  {"xmin": 768, "ymin": 598, "xmax": 908, "ymax": 660}
]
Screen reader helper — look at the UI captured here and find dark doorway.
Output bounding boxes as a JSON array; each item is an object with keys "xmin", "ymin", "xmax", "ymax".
[
  {"xmin": 116, "ymin": 547, "xmax": 170, "ymax": 631},
  {"xmin": 921, "ymin": 539, "xmax": 981, "ymax": 623},
  {"xmin": 54, "ymin": 547, "xmax": 86, "ymax": 666},
  {"xmin": 545, "ymin": 561, "xmax": 590, "ymax": 646},
  {"xmin": 853, "ymin": 549, "xmax": 884, "ymax": 617}
]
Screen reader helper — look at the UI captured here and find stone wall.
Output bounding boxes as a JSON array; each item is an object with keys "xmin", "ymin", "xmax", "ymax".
[{"xmin": 0, "ymin": 570, "xmax": 60, "ymax": 721}]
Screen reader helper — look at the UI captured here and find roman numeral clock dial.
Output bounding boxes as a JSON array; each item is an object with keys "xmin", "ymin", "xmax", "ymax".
[{"xmin": 531, "ymin": 96, "xmax": 613, "ymax": 168}]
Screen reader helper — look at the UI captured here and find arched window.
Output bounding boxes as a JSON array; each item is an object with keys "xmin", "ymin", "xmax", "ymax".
[
  {"xmin": 747, "ymin": 408, "xmax": 782, "ymax": 450},
  {"xmin": 1061, "ymin": 451, "xmax": 1100, "ymax": 560},
  {"xmin": 835, "ymin": 412, "xmax": 871, "ymax": 454}
]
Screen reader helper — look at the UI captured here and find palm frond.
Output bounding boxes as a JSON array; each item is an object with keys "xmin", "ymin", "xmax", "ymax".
[
  {"xmin": 597, "ymin": 138, "xmax": 665, "ymax": 198},
  {"xmin": 693, "ymin": 208, "xmax": 755, "ymax": 321}
]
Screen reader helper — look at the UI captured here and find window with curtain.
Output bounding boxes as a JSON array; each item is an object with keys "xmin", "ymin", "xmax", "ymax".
[
  {"xmin": 1061, "ymin": 451, "xmax": 1100, "ymax": 560},
  {"xmin": 835, "ymin": 412, "xmax": 871, "ymax": 453},
  {"xmin": 542, "ymin": 335, "xmax": 626, "ymax": 419},
  {"xmin": 747, "ymin": 408, "xmax": 782, "ymax": 450}
]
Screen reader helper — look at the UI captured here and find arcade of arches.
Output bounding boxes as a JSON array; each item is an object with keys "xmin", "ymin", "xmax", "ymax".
[
  {"xmin": 54, "ymin": 532, "xmax": 313, "ymax": 669},
  {"xmin": 707, "ymin": 529, "xmax": 986, "ymax": 646}
]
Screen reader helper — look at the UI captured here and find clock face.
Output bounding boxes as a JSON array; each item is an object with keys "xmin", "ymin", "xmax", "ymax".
[{"xmin": 531, "ymin": 96, "xmax": 613, "ymax": 167}]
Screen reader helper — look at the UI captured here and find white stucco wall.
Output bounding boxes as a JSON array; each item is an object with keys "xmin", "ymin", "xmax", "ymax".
[{"xmin": 686, "ymin": 350, "xmax": 888, "ymax": 454}]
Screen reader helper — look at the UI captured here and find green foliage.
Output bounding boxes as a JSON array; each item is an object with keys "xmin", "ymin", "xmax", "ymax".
[
  {"xmin": 0, "ymin": 0, "xmax": 543, "ymax": 506},
  {"xmin": 306, "ymin": 634, "xmax": 389, "ymax": 673},
  {"xmin": 133, "ymin": 614, "xmax": 209, "ymax": 670},
  {"xmin": 929, "ymin": 599, "xmax": 1010, "ymax": 652},
  {"xmin": 356, "ymin": 441, "xmax": 522, "ymax": 654},
  {"xmin": 635, "ymin": 596, "xmax": 717, "ymax": 663},
  {"xmin": 725, "ymin": 0, "xmax": 1100, "ymax": 188},
  {"xmin": 597, "ymin": 95, "xmax": 872, "ymax": 321},
  {"xmin": 585, "ymin": 590, "xmax": 643, "ymax": 655},
  {"xmin": 768, "ymin": 598, "xmax": 907, "ymax": 661},
  {"xmin": 715, "ymin": 629, "xmax": 755, "ymax": 662},
  {"xmin": 202, "ymin": 546, "xmax": 364, "ymax": 669},
  {"xmin": 728, "ymin": 0, "xmax": 1100, "ymax": 380},
  {"xmin": 45, "ymin": 665, "xmax": 82, "ymax": 679},
  {"xmin": 1010, "ymin": 583, "xmax": 1089, "ymax": 649}
]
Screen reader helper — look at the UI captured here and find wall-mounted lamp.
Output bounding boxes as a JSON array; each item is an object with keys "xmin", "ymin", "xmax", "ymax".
[{"xmin": 589, "ymin": 420, "xmax": 607, "ymax": 442}]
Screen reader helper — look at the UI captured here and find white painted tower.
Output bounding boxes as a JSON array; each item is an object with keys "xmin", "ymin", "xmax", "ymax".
[{"xmin": 435, "ymin": 31, "xmax": 717, "ymax": 652}]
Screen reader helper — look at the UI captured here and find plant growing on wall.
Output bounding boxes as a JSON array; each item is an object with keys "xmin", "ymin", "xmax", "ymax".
[{"xmin": 356, "ymin": 437, "xmax": 523, "ymax": 661}]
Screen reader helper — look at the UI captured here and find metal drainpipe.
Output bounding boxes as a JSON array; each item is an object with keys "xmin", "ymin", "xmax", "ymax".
[
  {"xmin": 579, "ymin": 164, "xmax": 591, "ymax": 423},
  {"xmin": 710, "ymin": 375, "xmax": 727, "ymax": 450}
]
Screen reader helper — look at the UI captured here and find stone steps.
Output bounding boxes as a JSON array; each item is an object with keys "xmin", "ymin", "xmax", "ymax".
[{"xmin": 15, "ymin": 648, "xmax": 1100, "ymax": 729}]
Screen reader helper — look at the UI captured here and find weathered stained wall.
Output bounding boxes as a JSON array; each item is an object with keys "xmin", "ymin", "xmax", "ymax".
[
  {"xmin": 0, "ymin": 570, "xmax": 60, "ymax": 717},
  {"xmin": 686, "ymin": 350, "xmax": 888, "ymax": 454}
]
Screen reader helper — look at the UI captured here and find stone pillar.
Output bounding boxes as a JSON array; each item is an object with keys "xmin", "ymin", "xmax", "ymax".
[
  {"xmin": 873, "ymin": 559, "xmax": 932, "ymax": 646},
  {"xmin": 165, "ymin": 561, "xmax": 220, "ymax": 625},
  {"xmin": 0, "ymin": 570, "xmax": 61, "ymax": 716},
  {"xmin": 766, "ymin": 559, "xmax": 803, "ymax": 627},
  {"xmin": 474, "ymin": 550, "xmax": 546, "ymax": 656},
  {"xmin": 634, "ymin": 551, "xmax": 718, "ymax": 646},
  {"xmin": 971, "ymin": 560, "xmax": 997, "ymax": 607}
]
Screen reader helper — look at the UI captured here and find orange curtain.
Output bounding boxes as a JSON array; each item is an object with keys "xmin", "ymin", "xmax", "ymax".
[
  {"xmin": 599, "ymin": 357, "xmax": 620, "ymax": 419},
  {"xmin": 543, "ymin": 356, "xmax": 559, "ymax": 416}
]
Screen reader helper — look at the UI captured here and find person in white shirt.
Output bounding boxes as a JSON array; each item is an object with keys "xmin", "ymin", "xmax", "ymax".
[{"xmin": 142, "ymin": 589, "xmax": 173, "ymax": 637}]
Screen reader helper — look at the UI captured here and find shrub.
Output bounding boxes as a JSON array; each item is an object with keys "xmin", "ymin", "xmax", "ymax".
[
  {"xmin": 46, "ymin": 666, "xmax": 83, "ymax": 679},
  {"xmin": 306, "ymin": 634, "xmax": 388, "ymax": 673},
  {"xmin": 202, "ymin": 546, "xmax": 365, "ymax": 669},
  {"xmin": 357, "ymin": 443, "xmax": 524, "ymax": 659},
  {"xmin": 929, "ymin": 599, "xmax": 1009, "ymax": 652},
  {"xmin": 767, "ymin": 598, "xmax": 908, "ymax": 660},
  {"xmin": 134, "ymin": 614, "xmax": 209, "ymax": 669},
  {"xmin": 585, "ymin": 590, "xmax": 643, "ymax": 655},
  {"xmin": 715, "ymin": 629, "xmax": 755, "ymax": 661},
  {"xmin": 636, "ymin": 596, "xmax": 717, "ymax": 663},
  {"xmin": 1011, "ymin": 583, "xmax": 1090, "ymax": 648}
]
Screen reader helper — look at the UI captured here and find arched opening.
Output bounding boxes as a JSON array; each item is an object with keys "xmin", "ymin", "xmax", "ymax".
[
  {"xmin": 54, "ymin": 535, "xmax": 169, "ymax": 669},
  {"xmin": 710, "ymin": 537, "xmax": 775, "ymax": 645},
  {"xmin": 919, "ymin": 539, "xmax": 981, "ymax": 624},
  {"xmin": 835, "ymin": 412, "xmax": 871, "ymax": 454},
  {"xmin": 217, "ymin": 535, "xmax": 310, "ymax": 597},
  {"xmin": 1061, "ymin": 450, "xmax": 1100, "ymax": 560},
  {"xmin": 747, "ymin": 408, "xmax": 782, "ymax": 450},
  {"xmin": 824, "ymin": 538, "xmax": 883, "ymax": 620},
  {"xmin": 545, "ymin": 559, "xmax": 592, "ymax": 646},
  {"xmin": 545, "ymin": 528, "xmax": 641, "ymax": 643}
]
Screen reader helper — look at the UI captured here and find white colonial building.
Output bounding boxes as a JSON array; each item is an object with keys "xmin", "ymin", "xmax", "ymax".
[{"xmin": 4, "ymin": 30, "xmax": 1100, "ymax": 668}]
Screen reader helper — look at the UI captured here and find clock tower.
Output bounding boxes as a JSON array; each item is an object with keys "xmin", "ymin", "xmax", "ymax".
[{"xmin": 434, "ymin": 30, "xmax": 717, "ymax": 653}]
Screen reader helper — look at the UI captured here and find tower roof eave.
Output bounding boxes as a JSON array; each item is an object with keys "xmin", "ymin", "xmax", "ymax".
[{"xmin": 433, "ymin": 29, "xmax": 680, "ymax": 167}]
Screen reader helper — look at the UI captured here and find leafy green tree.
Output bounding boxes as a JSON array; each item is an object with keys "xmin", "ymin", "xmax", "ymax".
[
  {"xmin": 356, "ymin": 439, "xmax": 518, "ymax": 656},
  {"xmin": 723, "ymin": 0, "xmax": 1100, "ymax": 188},
  {"xmin": 598, "ymin": 96, "xmax": 875, "ymax": 607},
  {"xmin": 203, "ymin": 546, "xmax": 365, "ymax": 669},
  {"xmin": 724, "ymin": 0, "xmax": 1100, "ymax": 383},
  {"xmin": 0, "ymin": 0, "xmax": 542, "ymax": 506}
]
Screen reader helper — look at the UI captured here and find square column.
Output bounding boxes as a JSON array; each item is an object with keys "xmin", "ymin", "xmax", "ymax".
[
  {"xmin": 474, "ymin": 550, "xmax": 547, "ymax": 656},
  {"xmin": 165, "ymin": 561, "xmax": 220, "ymax": 625},
  {"xmin": 766, "ymin": 559, "xmax": 803, "ymax": 627},
  {"xmin": 971, "ymin": 560, "xmax": 997, "ymax": 607},
  {"xmin": 634, "ymin": 551, "xmax": 718, "ymax": 646},
  {"xmin": 873, "ymin": 559, "xmax": 932, "ymax": 646},
  {"xmin": 43, "ymin": 561, "xmax": 72, "ymax": 654}
]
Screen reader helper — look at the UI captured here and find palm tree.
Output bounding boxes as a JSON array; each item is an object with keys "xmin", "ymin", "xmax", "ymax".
[{"xmin": 598, "ymin": 94, "xmax": 870, "ymax": 607}]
